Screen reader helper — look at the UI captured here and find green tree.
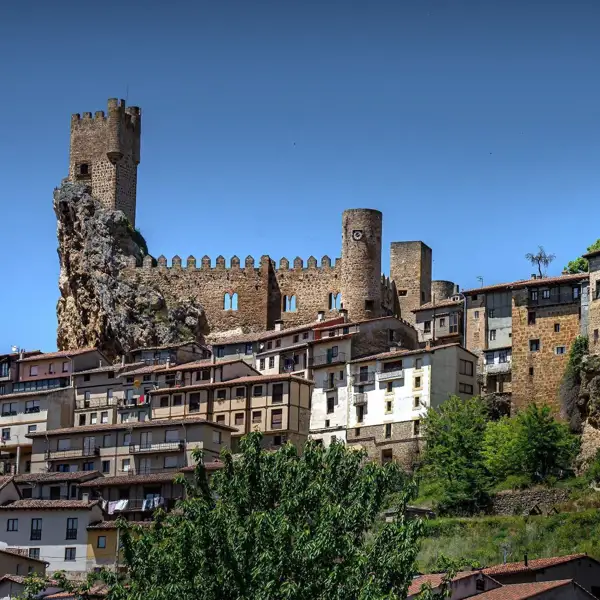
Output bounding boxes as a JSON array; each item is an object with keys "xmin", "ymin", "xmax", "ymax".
[
  {"xmin": 564, "ymin": 239, "xmax": 600, "ymax": 274},
  {"xmin": 482, "ymin": 417, "xmax": 522, "ymax": 481},
  {"xmin": 40, "ymin": 433, "xmax": 425, "ymax": 600},
  {"xmin": 525, "ymin": 246, "xmax": 555, "ymax": 278},
  {"xmin": 422, "ymin": 396, "xmax": 491, "ymax": 516}
]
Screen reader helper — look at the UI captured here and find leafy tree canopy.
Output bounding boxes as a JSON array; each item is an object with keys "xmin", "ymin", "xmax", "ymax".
[
  {"xmin": 564, "ymin": 239, "xmax": 600, "ymax": 274},
  {"xmin": 28, "ymin": 433, "xmax": 436, "ymax": 600},
  {"xmin": 422, "ymin": 395, "xmax": 491, "ymax": 516}
]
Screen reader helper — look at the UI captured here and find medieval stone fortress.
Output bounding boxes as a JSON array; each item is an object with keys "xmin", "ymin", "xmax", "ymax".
[{"xmin": 0, "ymin": 98, "xmax": 599, "ymax": 578}]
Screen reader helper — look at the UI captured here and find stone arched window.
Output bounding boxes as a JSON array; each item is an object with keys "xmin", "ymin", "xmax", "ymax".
[
  {"xmin": 283, "ymin": 295, "xmax": 297, "ymax": 312},
  {"xmin": 328, "ymin": 292, "xmax": 342, "ymax": 310},
  {"xmin": 224, "ymin": 292, "xmax": 239, "ymax": 311}
]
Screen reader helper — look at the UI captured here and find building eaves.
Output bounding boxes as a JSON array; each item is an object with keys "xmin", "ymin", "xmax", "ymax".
[
  {"xmin": 0, "ymin": 547, "xmax": 49, "ymax": 565},
  {"xmin": 132, "ymin": 340, "xmax": 202, "ymax": 352},
  {"xmin": 412, "ymin": 299, "xmax": 463, "ymax": 312},
  {"xmin": 471, "ymin": 580, "xmax": 576, "ymax": 599},
  {"xmin": 482, "ymin": 553, "xmax": 590, "ymax": 576},
  {"xmin": 349, "ymin": 343, "xmax": 478, "ymax": 364},
  {"xmin": 0, "ymin": 499, "xmax": 101, "ymax": 510},
  {"xmin": 463, "ymin": 273, "xmax": 588, "ymax": 295},
  {"xmin": 0, "ymin": 387, "xmax": 72, "ymax": 400},
  {"xmin": 79, "ymin": 471, "xmax": 183, "ymax": 487},
  {"xmin": 18, "ymin": 348, "xmax": 101, "ymax": 363},
  {"xmin": 14, "ymin": 470, "xmax": 100, "ymax": 484}
]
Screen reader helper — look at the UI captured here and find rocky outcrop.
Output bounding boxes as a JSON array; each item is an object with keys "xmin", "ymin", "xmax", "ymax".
[{"xmin": 55, "ymin": 182, "xmax": 207, "ymax": 360}]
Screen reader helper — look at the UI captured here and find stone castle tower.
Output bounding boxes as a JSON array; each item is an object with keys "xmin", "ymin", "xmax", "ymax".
[
  {"xmin": 68, "ymin": 98, "xmax": 141, "ymax": 226},
  {"xmin": 61, "ymin": 98, "xmax": 450, "ymax": 340}
]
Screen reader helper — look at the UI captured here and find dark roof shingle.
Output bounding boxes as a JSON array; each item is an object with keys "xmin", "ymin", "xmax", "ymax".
[{"xmin": 0, "ymin": 499, "xmax": 100, "ymax": 510}]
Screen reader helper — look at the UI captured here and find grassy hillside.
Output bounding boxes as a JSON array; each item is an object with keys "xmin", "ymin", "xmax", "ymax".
[{"xmin": 418, "ymin": 510, "xmax": 600, "ymax": 571}]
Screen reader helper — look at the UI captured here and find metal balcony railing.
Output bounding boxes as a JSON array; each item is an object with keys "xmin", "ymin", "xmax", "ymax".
[
  {"xmin": 76, "ymin": 397, "xmax": 118, "ymax": 410},
  {"xmin": 45, "ymin": 447, "xmax": 100, "ymax": 460},
  {"xmin": 30, "ymin": 530, "xmax": 42, "ymax": 541},
  {"xmin": 117, "ymin": 466, "xmax": 183, "ymax": 476},
  {"xmin": 377, "ymin": 369, "xmax": 404, "ymax": 382},
  {"xmin": 350, "ymin": 370, "xmax": 376, "ymax": 385},
  {"xmin": 112, "ymin": 497, "xmax": 177, "ymax": 512},
  {"xmin": 309, "ymin": 352, "xmax": 347, "ymax": 367},
  {"xmin": 66, "ymin": 529, "xmax": 78, "ymax": 540},
  {"xmin": 128, "ymin": 441, "xmax": 184, "ymax": 454},
  {"xmin": 353, "ymin": 393, "xmax": 367, "ymax": 406}
]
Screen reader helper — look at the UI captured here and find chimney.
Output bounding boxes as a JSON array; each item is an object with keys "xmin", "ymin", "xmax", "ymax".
[
  {"xmin": 317, "ymin": 311, "xmax": 325, "ymax": 322},
  {"xmin": 425, "ymin": 340, "xmax": 431, "ymax": 350},
  {"xmin": 166, "ymin": 357, "xmax": 171, "ymax": 368},
  {"xmin": 121, "ymin": 355, "xmax": 125, "ymax": 367},
  {"xmin": 531, "ymin": 274, "xmax": 537, "ymax": 280},
  {"xmin": 82, "ymin": 492, "xmax": 89, "ymax": 503},
  {"xmin": 339, "ymin": 308, "xmax": 348, "ymax": 323},
  {"xmin": 524, "ymin": 553, "xmax": 528, "ymax": 567},
  {"xmin": 274, "ymin": 319, "xmax": 283, "ymax": 331},
  {"xmin": 389, "ymin": 346, "xmax": 398, "ymax": 353},
  {"xmin": 19, "ymin": 350, "xmax": 24, "ymax": 360},
  {"xmin": 99, "ymin": 360, "xmax": 103, "ymax": 368},
  {"xmin": 454, "ymin": 284, "xmax": 460, "ymax": 295}
]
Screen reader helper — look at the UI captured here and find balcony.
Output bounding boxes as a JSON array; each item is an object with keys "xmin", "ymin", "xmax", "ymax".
[
  {"xmin": 350, "ymin": 370, "xmax": 376, "ymax": 385},
  {"xmin": 484, "ymin": 361, "xmax": 511, "ymax": 375},
  {"xmin": 117, "ymin": 396, "xmax": 151, "ymax": 410},
  {"xmin": 45, "ymin": 447, "xmax": 100, "ymax": 460},
  {"xmin": 309, "ymin": 352, "xmax": 347, "ymax": 367},
  {"xmin": 377, "ymin": 369, "xmax": 404, "ymax": 382},
  {"xmin": 112, "ymin": 497, "xmax": 177, "ymax": 512},
  {"xmin": 117, "ymin": 466, "xmax": 183, "ymax": 476},
  {"xmin": 128, "ymin": 441, "xmax": 184, "ymax": 454},
  {"xmin": 527, "ymin": 289, "xmax": 581, "ymax": 307},
  {"xmin": 66, "ymin": 528, "xmax": 78, "ymax": 540},
  {"xmin": 76, "ymin": 397, "xmax": 118, "ymax": 410},
  {"xmin": 353, "ymin": 393, "xmax": 367, "ymax": 406}
]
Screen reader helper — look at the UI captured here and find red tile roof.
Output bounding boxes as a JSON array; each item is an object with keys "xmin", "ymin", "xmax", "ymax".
[
  {"xmin": 463, "ymin": 273, "xmax": 588, "ymax": 295},
  {"xmin": 119, "ymin": 363, "xmax": 169, "ymax": 376},
  {"xmin": 87, "ymin": 520, "xmax": 153, "ymax": 530},
  {"xmin": 0, "ymin": 547, "xmax": 48, "ymax": 564},
  {"xmin": 15, "ymin": 471, "xmax": 100, "ymax": 484},
  {"xmin": 472, "ymin": 580, "xmax": 574, "ymax": 599},
  {"xmin": 0, "ymin": 387, "xmax": 73, "ymax": 400},
  {"xmin": 149, "ymin": 373, "xmax": 313, "ymax": 395},
  {"xmin": 407, "ymin": 571, "xmax": 474, "ymax": 596},
  {"xmin": 482, "ymin": 553, "xmax": 588, "ymax": 576},
  {"xmin": 0, "ymin": 475, "xmax": 14, "ymax": 490},
  {"xmin": 162, "ymin": 358, "xmax": 256, "ymax": 373},
  {"xmin": 0, "ymin": 499, "xmax": 100, "ymax": 510},
  {"xmin": 79, "ymin": 471, "xmax": 184, "ymax": 487},
  {"xmin": 18, "ymin": 348, "xmax": 100, "ymax": 362},
  {"xmin": 413, "ymin": 298, "xmax": 463, "ymax": 312},
  {"xmin": 27, "ymin": 416, "xmax": 236, "ymax": 437},
  {"xmin": 349, "ymin": 343, "xmax": 477, "ymax": 364}
]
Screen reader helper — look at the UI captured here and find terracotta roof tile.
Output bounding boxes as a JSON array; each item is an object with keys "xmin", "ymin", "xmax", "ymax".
[
  {"xmin": 472, "ymin": 580, "xmax": 573, "ymax": 599},
  {"xmin": 0, "ymin": 387, "xmax": 73, "ymax": 400},
  {"xmin": 149, "ymin": 373, "xmax": 313, "ymax": 395},
  {"xmin": 413, "ymin": 298, "xmax": 463, "ymax": 312},
  {"xmin": 119, "ymin": 363, "xmax": 169, "ymax": 376},
  {"xmin": 408, "ymin": 571, "xmax": 474, "ymax": 596},
  {"xmin": 15, "ymin": 470, "xmax": 100, "ymax": 484},
  {"xmin": 27, "ymin": 416, "xmax": 236, "ymax": 437},
  {"xmin": 0, "ymin": 499, "xmax": 100, "ymax": 510},
  {"xmin": 349, "ymin": 343, "xmax": 476, "ymax": 364},
  {"xmin": 162, "ymin": 358, "xmax": 255, "ymax": 373},
  {"xmin": 0, "ymin": 547, "xmax": 48, "ymax": 564},
  {"xmin": 463, "ymin": 273, "xmax": 588, "ymax": 295},
  {"xmin": 79, "ymin": 471, "xmax": 183, "ymax": 487},
  {"xmin": 0, "ymin": 475, "xmax": 14, "ymax": 490},
  {"xmin": 18, "ymin": 348, "xmax": 100, "ymax": 362},
  {"xmin": 482, "ymin": 553, "xmax": 588, "ymax": 576},
  {"xmin": 133, "ymin": 341, "xmax": 203, "ymax": 352}
]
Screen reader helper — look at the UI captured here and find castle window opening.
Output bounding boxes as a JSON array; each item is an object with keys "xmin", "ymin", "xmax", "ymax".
[
  {"xmin": 283, "ymin": 295, "xmax": 297, "ymax": 312},
  {"xmin": 399, "ymin": 290, "xmax": 408, "ymax": 297},
  {"xmin": 223, "ymin": 293, "xmax": 238, "ymax": 311},
  {"xmin": 328, "ymin": 293, "xmax": 342, "ymax": 310},
  {"xmin": 365, "ymin": 300, "xmax": 374, "ymax": 311}
]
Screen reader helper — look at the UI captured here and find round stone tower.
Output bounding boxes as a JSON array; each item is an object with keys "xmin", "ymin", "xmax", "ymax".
[
  {"xmin": 431, "ymin": 280, "xmax": 458, "ymax": 302},
  {"xmin": 341, "ymin": 209, "xmax": 383, "ymax": 322}
]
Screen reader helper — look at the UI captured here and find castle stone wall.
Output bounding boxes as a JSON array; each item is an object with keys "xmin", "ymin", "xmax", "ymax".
[{"xmin": 431, "ymin": 280, "xmax": 457, "ymax": 301}]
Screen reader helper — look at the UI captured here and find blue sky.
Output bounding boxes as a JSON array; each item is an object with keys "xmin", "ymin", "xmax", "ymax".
[{"xmin": 1, "ymin": 0, "xmax": 599, "ymax": 354}]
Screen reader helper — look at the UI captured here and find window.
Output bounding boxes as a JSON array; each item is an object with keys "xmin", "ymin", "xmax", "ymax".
[
  {"xmin": 421, "ymin": 291, "xmax": 426, "ymax": 302},
  {"xmin": 273, "ymin": 435, "xmax": 282, "ymax": 446},
  {"xmin": 30, "ymin": 519, "xmax": 42, "ymax": 540},
  {"xmin": 365, "ymin": 300, "xmax": 375, "ymax": 311},
  {"xmin": 595, "ymin": 329, "xmax": 599, "ymax": 343},
  {"xmin": 449, "ymin": 313, "xmax": 459, "ymax": 334},
  {"xmin": 121, "ymin": 458, "xmax": 131, "ymax": 472},
  {"xmin": 102, "ymin": 460, "xmax": 110, "ymax": 473},
  {"xmin": 542, "ymin": 289, "xmax": 550, "ymax": 299},
  {"xmin": 189, "ymin": 393, "xmax": 200, "ymax": 412},
  {"xmin": 325, "ymin": 419, "xmax": 330, "ymax": 428},
  {"xmin": 244, "ymin": 343, "xmax": 254, "ymax": 355},
  {"xmin": 529, "ymin": 367, "xmax": 534, "ymax": 376},
  {"xmin": 573, "ymin": 286, "xmax": 580, "ymax": 300},
  {"xmin": 62, "ymin": 361, "xmax": 69, "ymax": 373},
  {"xmin": 1, "ymin": 402, "xmax": 16, "ymax": 416},
  {"xmin": 275, "ymin": 339, "xmax": 281, "ymax": 348},
  {"xmin": 339, "ymin": 370, "xmax": 344, "ymax": 380},
  {"xmin": 272, "ymin": 383, "xmax": 284, "ymax": 403},
  {"xmin": 25, "ymin": 400, "xmax": 40, "ymax": 414},
  {"xmin": 531, "ymin": 291, "xmax": 539, "ymax": 301},
  {"xmin": 1, "ymin": 428, "xmax": 10, "ymax": 441},
  {"xmin": 356, "ymin": 405, "xmax": 365, "ymax": 423},
  {"xmin": 329, "ymin": 292, "xmax": 342, "ymax": 310},
  {"xmin": 123, "ymin": 433, "xmax": 131, "ymax": 446},
  {"xmin": 303, "ymin": 331, "xmax": 309, "ymax": 339},
  {"xmin": 414, "ymin": 377, "xmax": 421, "ymax": 390},
  {"xmin": 216, "ymin": 389, "xmax": 226, "ymax": 400},
  {"xmin": 529, "ymin": 339, "xmax": 540, "ymax": 352},
  {"xmin": 253, "ymin": 386, "xmax": 263, "ymax": 397},
  {"xmin": 213, "ymin": 430, "xmax": 222, "ymax": 445},
  {"xmin": 268, "ymin": 356, "xmax": 275, "ymax": 369},
  {"xmin": 385, "ymin": 400, "xmax": 392, "ymax": 413},
  {"xmin": 90, "ymin": 412, "xmax": 97, "ymax": 425},
  {"xmin": 29, "ymin": 365, "xmax": 38, "ymax": 376},
  {"xmin": 439, "ymin": 318, "xmax": 446, "ymax": 328},
  {"xmin": 423, "ymin": 321, "xmax": 431, "ymax": 333},
  {"xmin": 252, "ymin": 411, "xmax": 261, "ymax": 423},
  {"xmin": 216, "ymin": 415, "xmax": 225, "ymax": 424},
  {"xmin": 173, "ymin": 394, "xmax": 183, "ymax": 406},
  {"xmin": 328, "ymin": 330, "xmax": 335, "ymax": 338},
  {"xmin": 459, "ymin": 360, "xmax": 474, "ymax": 376},
  {"xmin": 386, "ymin": 382, "xmax": 393, "ymax": 393},
  {"xmin": 355, "ymin": 427, "xmax": 361, "ymax": 436},
  {"xmin": 97, "ymin": 536, "xmax": 107, "ymax": 549},
  {"xmin": 78, "ymin": 414, "xmax": 86, "ymax": 426},
  {"xmin": 528, "ymin": 312, "xmax": 536, "ymax": 325},
  {"xmin": 415, "ymin": 358, "xmax": 422, "ymax": 370},
  {"xmin": 98, "ymin": 411, "xmax": 108, "ymax": 424},
  {"xmin": 64, "ymin": 548, "xmax": 76, "ymax": 561},
  {"xmin": 28, "ymin": 548, "xmax": 40, "ymax": 560},
  {"xmin": 555, "ymin": 346, "xmax": 567, "ymax": 355},
  {"xmin": 164, "ymin": 455, "xmax": 178, "ymax": 468},
  {"xmin": 223, "ymin": 292, "xmax": 239, "ymax": 311},
  {"xmin": 7, "ymin": 519, "xmax": 18, "ymax": 531},
  {"xmin": 259, "ymin": 358, "xmax": 265, "ymax": 370},
  {"xmin": 66, "ymin": 518, "xmax": 78, "ymax": 540},
  {"xmin": 235, "ymin": 413, "xmax": 244, "ymax": 426},
  {"xmin": 343, "ymin": 326, "xmax": 350, "ymax": 335},
  {"xmin": 216, "ymin": 346, "xmax": 225, "ymax": 358},
  {"xmin": 27, "ymin": 424, "xmax": 37, "ymax": 434},
  {"xmin": 327, "ymin": 397, "xmax": 334, "ymax": 414},
  {"xmin": 413, "ymin": 420, "xmax": 420, "ymax": 436},
  {"xmin": 381, "ymin": 449, "xmax": 393, "ymax": 464},
  {"xmin": 413, "ymin": 396, "xmax": 420, "ymax": 409},
  {"xmin": 267, "ymin": 341, "xmax": 273, "ymax": 350},
  {"xmin": 283, "ymin": 295, "xmax": 297, "ymax": 312},
  {"xmin": 271, "ymin": 409, "xmax": 283, "ymax": 430},
  {"xmin": 498, "ymin": 350, "xmax": 508, "ymax": 363},
  {"xmin": 474, "ymin": 310, "xmax": 479, "ymax": 319},
  {"xmin": 485, "ymin": 352, "xmax": 495, "ymax": 365},
  {"xmin": 108, "ymin": 371, "xmax": 115, "ymax": 379},
  {"xmin": 385, "ymin": 423, "xmax": 392, "ymax": 439},
  {"xmin": 459, "ymin": 383, "xmax": 474, "ymax": 394},
  {"xmin": 83, "ymin": 461, "xmax": 95, "ymax": 471},
  {"xmin": 489, "ymin": 329, "xmax": 496, "ymax": 341},
  {"xmin": 102, "ymin": 434, "xmax": 111, "ymax": 447}
]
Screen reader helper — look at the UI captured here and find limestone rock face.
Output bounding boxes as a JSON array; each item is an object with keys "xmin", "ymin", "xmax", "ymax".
[{"xmin": 55, "ymin": 182, "xmax": 207, "ymax": 360}]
